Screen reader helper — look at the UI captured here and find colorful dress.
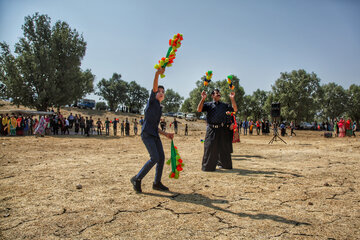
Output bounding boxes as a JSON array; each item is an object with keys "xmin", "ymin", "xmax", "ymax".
[
  {"xmin": 34, "ymin": 116, "xmax": 47, "ymax": 135},
  {"xmin": 345, "ymin": 119, "xmax": 352, "ymax": 137},
  {"xmin": 9, "ymin": 117, "xmax": 17, "ymax": 136},
  {"xmin": 2, "ymin": 116, "xmax": 8, "ymax": 135},
  {"xmin": 338, "ymin": 119, "xmax": 345, "ymax": 137},
  {"xmin": 333, "ymin": 120, "xmax": 338, "ymax": 137}
]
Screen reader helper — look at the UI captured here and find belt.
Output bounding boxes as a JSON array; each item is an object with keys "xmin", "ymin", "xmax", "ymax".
[{"xmin": 208, "ymin": 123, "xmax": 229, "ymax": 128}]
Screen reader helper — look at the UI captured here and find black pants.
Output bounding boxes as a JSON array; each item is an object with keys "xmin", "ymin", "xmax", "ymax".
[
  {"xmin": 202, "ymin": 126, "xmax": 232, "ymax": 171},
  {"xmin": 291, "ymin": 128, "xmax": 296, "ymax": 136}
]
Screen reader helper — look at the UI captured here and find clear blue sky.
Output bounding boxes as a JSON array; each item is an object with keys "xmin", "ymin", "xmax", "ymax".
[{"xmin": 1, "ymin": 0, "xmax": 359, "ymax": 101}]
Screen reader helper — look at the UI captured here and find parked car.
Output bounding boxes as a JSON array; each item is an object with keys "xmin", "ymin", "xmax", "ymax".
[
  {"xmin": 77, "ymin": 99, "xmax": 95, "ymax": 109},
  {"xmin": 176, "ymin": 112, "xmax": 185, "ymax": 119},
  {"xmin": 164, "ymin": 112, "xmax": 176, "ymax": 117},
  {"xmin": 299, "ymin": 122, "xmax": 315, "ymax": 130},
  {"xmin": 199, "ymin": 114, "xmax": 207, "ymax": 120},
  {"xmin": 186, "ymin": 113, "xmax": 197, "ymax": 121}
]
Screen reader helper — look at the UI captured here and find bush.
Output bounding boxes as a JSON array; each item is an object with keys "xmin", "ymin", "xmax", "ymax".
[{"xmin": 96, "ymin": 102, "xmax": 107, "ymax": 111}]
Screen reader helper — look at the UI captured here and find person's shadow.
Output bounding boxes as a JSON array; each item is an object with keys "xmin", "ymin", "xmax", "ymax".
[
  {"xmin": 143, "ymin": 191, "xmax": 310, "ymax": 226},
  {"xmin": 231, "ymin": 154, "xmax": 265, "ymax": 161},
  {"xmin": 216, "ymin": 168, "xmax": 303, "ymax": 178}
]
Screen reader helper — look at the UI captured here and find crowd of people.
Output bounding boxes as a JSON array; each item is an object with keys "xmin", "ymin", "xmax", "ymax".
[
  {"xmin": 333, "ymin": 118, "xmax": 357, "ymax": 137},
  {"xmin": 234, "ymin": 118, "xmax": 357, "ymax": 138},
  {"xmin": 0, "ymin": 112, "xmax": 148, "ymax": 137}
]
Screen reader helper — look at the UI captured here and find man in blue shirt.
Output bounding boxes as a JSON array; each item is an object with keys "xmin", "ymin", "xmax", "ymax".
[
  {"xmin": 131, "ymin": 68, "xmax": 174, "ymax": 193},
  {"xmin": 197, "ymin": 89, "xmax": 237, "ymax": 171}
]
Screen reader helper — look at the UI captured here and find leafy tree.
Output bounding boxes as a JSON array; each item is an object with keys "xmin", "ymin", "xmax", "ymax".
[
  {"xmin": 319, "ymin": 82, "xmax": 347, "ymax": 121},
  {"xmin": 241, "ymin": 95, "xmax": 253, "ymax": 120},
  {"xmin": 125, "ymin": 81, "xmax": 148, "ymax": 113},
  {"xmin": 0, "ymin": 13, "xmax": 94, "ymax": 110},
  {"xmin": 242, "ymin": 89, "xmax": 269, "ymax": 120},
  {"xmin": 96, "ymin": 73, "xmax": 128, "ymax": 111},
  {"xmin": 346, "ymin": 84, "xmax": 360, "ymax": 124},
  {"xmin": 180, "ymin": 98, "xmax": 192, "ymax": 113},
  {"xmin": 95, "ymin": 101, "xmax": 107, "ymax": 111},
  {"xmin": 270, "ymin": 69, "xmax": 321, "ymax": 123},
  {"xmin": 162, "ymin": 88, "xmax": 184, "ymax": 113}
]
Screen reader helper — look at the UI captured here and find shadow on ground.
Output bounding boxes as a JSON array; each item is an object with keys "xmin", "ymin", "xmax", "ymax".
[{"xmin": 143, "ymin": 192, "xmax": 310, "ymax": 226}]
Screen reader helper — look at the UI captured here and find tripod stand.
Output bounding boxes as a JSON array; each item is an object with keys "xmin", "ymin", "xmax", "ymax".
[{"xmin": 268, "ymin": 122, "xmax": 287, "ymax": 144}]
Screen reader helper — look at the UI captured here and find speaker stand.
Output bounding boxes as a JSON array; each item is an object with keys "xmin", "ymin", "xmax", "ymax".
[{"xmin": 268, "ymin": 127, "xmax": 287, "ymax": 144}]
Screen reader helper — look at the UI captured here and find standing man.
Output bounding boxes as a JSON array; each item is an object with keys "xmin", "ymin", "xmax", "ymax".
[
  {"xmin": 125, "ymin": 118, "xmax": 130, "ymax": 136},
  {"xmin": 197, "ymin": 89, "xmax": 238, "ymax": 171},
  {"xmin": 130, "ymin": 68, "xmax": 174, "ymax": 193},
  {"xmin": 105, "ymin": 117, "xmax": 110, "ymax": 136},
  {"xmin": 133, "ymin": 118, "xmax": 139, "ymax": 135},
  {"xmin": 113, "ymin": 118, "xmax": 118, "ymax": 136},
  {"xmin": 171, "ymin": 117, "xmax": 181, "ymax": 134},
  {"xmin": 290, "ymin": 121, "xmax": 296, "ymax": 136}
]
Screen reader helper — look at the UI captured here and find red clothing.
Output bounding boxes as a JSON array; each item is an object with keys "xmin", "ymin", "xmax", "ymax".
[{"xmin": 345, "ymin": 120, "xmax": 351, "ymax": 130}]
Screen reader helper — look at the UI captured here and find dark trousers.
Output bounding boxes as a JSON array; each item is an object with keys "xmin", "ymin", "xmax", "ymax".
[
  {"xmin": 136, "ymin": 132, "xmax": 165, "ymax": 184},
  {"xmin": 202, "ymin": 126, "xmax": 232, "ymax": 171}
]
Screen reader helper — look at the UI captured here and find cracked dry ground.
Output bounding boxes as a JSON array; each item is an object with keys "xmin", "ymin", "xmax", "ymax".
[{"xmin": 0, "ymin": 130, "xmax": 359, "ymax": 239}]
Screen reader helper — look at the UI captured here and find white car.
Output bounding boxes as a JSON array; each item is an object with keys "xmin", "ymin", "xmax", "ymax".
[
  {"xmin": 186, "ymin": 113, "xmax": 197, "ymax": 121},
  {"xmin": 176, "ymin": 112, "xmax": 185, "ymax": 119}
]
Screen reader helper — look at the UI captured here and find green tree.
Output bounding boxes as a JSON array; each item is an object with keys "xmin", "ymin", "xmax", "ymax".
[
  {"xmin": 346, "ymin": 84, "xmax": 360, "ymax": 124},
  {"xmin": 180, "ymin": 98, "xmax": 192, "ymax": 113},
  {"xmin": 125, "ymin": 81, "xmax": 148, "ymax": 113},
  {"xmin": 0, "ymin": 13, "xmax": 94, "ymax": 110},
  {"xmin": 319, "ymin": 82, "xmax": 347, "ymax": 120},
  {"xmin": 249, "ymin": 89, "xmax": 269, "ymax": 120},
  {"xmin": 271, "ymin": 69, "xmax": 321, "ymax": 123},
  {"xmin": 162, "ymin": 88, "xmax": 184, "ymax": 113},
  {"xmin": 241, "ymin": 95, "xmax": 253, "ymax": 120},
  {"xmin": 95, "ymin": 101, "xmax": 107, "ymax": 111},
  {"xmin": 96, "ymin": 73, "xmax": 128, "ymax": 112}
]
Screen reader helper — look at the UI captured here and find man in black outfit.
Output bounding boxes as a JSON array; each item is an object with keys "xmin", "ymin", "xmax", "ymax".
[{"xmin": 197, "ymin": 89, "xmax": 238, "ymax": 171}]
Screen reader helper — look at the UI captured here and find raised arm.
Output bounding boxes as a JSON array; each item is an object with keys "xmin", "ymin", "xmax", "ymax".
[
  {"xmin": 153, "ymin": 68, "xmax": 165, "ymax": 92},
  {"xmin": 197, "ymin": 90, "xmax": 207, "ymax": 112},
  {"xmin": 229, "ymin": 92, "xmax": 238, "ymax": 112}
]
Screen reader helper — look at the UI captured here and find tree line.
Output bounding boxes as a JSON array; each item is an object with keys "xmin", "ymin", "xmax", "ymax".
[
  {"xmin": 1, "ymin": 13, "xmax": 359, "ymax": 124},
  {"xmin": 181, "ymin": 70, "xmax": 360, "ymax": 124},
  {"xmin": 0, "ymin": 13, "xmax": 184, "ymax": 114}
]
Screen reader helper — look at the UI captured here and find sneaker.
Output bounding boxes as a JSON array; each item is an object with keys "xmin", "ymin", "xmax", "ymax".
[
  {"xmin": 152, "ymin": 182, "xmax": 169, "ymax": 191},
  {"xmin": 130, "ymin": 176, "xmax": 142, "ymax": 193}
]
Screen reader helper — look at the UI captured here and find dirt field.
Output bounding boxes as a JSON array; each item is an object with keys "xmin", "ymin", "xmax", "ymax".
[{"xmin": 1, "ymin": 111, "xmax": 360, "ymax": 239}]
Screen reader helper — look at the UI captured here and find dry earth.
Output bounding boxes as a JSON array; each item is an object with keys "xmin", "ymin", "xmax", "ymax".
[{"xmin": 0, "ymin": 104, "xmax": 360, "ymax": 239}]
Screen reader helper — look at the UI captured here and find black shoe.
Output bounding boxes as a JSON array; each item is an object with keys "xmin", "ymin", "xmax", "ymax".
[
  {"xmin": 130, "ymin": 176, "xmax": 142, "ymax": 193},
  {"xmin": 152, "ymin": 182, "xmax": 169, "ymax": 191}
]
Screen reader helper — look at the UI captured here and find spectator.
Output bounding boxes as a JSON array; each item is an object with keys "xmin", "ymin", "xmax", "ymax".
[
  {"xmin": 96, "ymin": 118, "xmax": 103, "ymax": 135},
  {"xmin": 113, "ymin": 118, "xmax": 118, "ymax": 136},
  {"xmin": 120, "ymin": 120, "xmax": 125, "ymax": 136},
  {"xmin": 133, "ymin": 118, "xmax": 138, "ymax": 135},
  {"xmin": 290, "ymin": 121, "xmax": 296, "ymax": 136},
  {"xmin": 125, "ymin": 118, "xmax": 130, "ymax": 136},
  {"xmin": 105, "ymin": 117, "xmax": 110, "ymax": 136}
]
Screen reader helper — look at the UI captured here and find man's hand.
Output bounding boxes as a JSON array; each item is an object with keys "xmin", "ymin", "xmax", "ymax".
[
  {"xmin": 165, "ymin": 132, "xmax": 174, "ymax": 140},
  {"xmin": 201, "ymin": 90, "xmax": 207, "ymax": 100},
  {"xmin": 229, "ymin": 92, "xmax": 235, "ymax": 99},
  {"xmin": 156, "ymin": 67, "xmax": 165, "ymax": 76}
]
